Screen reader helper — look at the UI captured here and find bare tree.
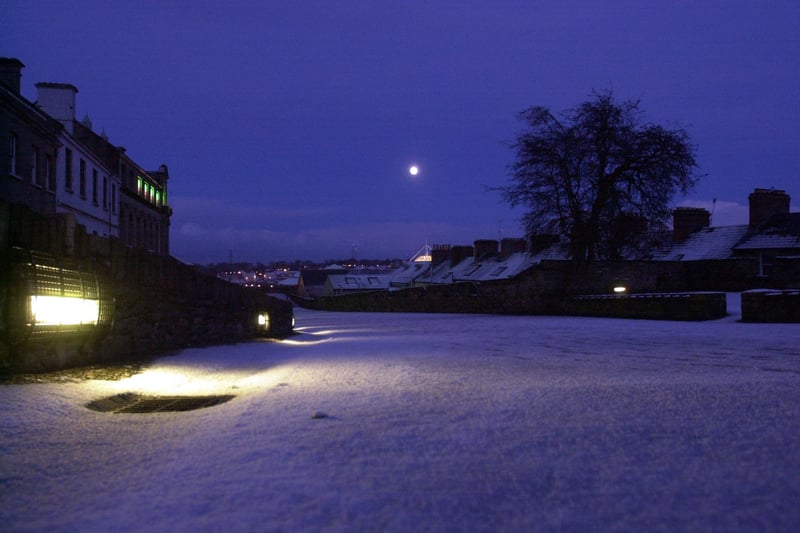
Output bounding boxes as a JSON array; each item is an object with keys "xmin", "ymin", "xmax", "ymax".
[{"xmin": 504, "ymin": 91, "xmax": 698, "ymax": 263}]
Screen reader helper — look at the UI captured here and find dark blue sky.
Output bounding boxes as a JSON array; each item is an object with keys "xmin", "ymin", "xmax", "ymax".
[{"xmin": 4, "ymin": 1, "xmax": 799, "ymax": 263}]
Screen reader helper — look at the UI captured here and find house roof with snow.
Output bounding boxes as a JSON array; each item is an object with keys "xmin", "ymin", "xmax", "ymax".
[
  {"xmin": 423, "ymin": 244, "xmax": 571, "ymax": 285},
  {"xmin": 657, "ymin": 225, "xmax": 751, "ymax": 261},
  {"xmin": 326, "ymin": 274, "xmax": 392, "ymax": 292},
  {"xmin": 389, "ymin": 261, "xmax": 431, "ymax": 286},
  {"xmin": 426, "ymin": 253, "xmax": 532, "ymax": 283},
  {"xmin": 734, "ymin": 213, "xmax": 800, "ymax": 252}
]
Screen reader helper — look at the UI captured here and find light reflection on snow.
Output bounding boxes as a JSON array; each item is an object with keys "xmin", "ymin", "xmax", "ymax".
[
  {"xmin": 295, "ymin": 327, "xmax": 380, "ymax": 336},
  {"xmin": 97, "ymin": 365, "xmax": 288, "ymax": 396},
  {"xmin": 5, "ymin": 300, "xmax": 800, "ymax": 532},
  {"xmin": 277, "ymin": 336, "xmax": 333, "ymax": 346}
]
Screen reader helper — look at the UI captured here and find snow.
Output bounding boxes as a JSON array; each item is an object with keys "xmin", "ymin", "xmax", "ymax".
[
  {"xmin": 658, "ymin": 225, "xmax": 750, "ymax": 261},
  {"xmin": 3, "ymin": 294, "xmax": 800, "ymax": 531}
]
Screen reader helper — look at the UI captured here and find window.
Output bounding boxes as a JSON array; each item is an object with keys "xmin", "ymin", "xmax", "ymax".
[
  {"xmin": 102, "ymin": 176, "xmax": 108, "ymax": 209},
  {"xmin": 464, "ymin": 265, "xmax": 481, "ymax": 277},
  {"xmin": 79, "ymin": 159, "xmax": 86, "ymax": 198},
  {"xmin": 65, "ymin": 149, "xmax": 73, "ymax": 191},
  {"xmin": 92, "ymin": 169, "xmax": 98, "ymax": 205},
  {"xmin": 46, "ymin": 155, "xmax": 55, "ymax": 191},
  {"xmin": 111, "ymin": 183, "xmax": 117, "ymax": 214},
  {"xmin": 32, "ymin": 146, "xmax": 40, "ymax": 186},
  {"xmin": 9, "ymin": 133, "xmax": 18, "ymax": 176}
]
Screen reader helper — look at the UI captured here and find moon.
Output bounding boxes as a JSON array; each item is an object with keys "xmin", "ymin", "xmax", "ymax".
[{"xmin": 409, "ymin": 165, "xmax": 419, "ymax": 176}]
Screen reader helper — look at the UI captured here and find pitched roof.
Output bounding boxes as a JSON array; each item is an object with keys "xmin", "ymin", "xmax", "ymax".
[
  {"xmin": 657, "ymin": 225, "xmax": 750, "ymax": 261},
  {"xmin": 424, "ymin": 247, "xmax": 569, "ymax": 284},
  {"xmin": 327, "ymin": 274, "xmax": 392, "ymax": 291},
  {"xmin": 389, "ymin": 261, "xmax": 431, "ymax": 286},
  {"xmin": 734, "ymin": 213, "xmax": 800, "ymax": 251}
]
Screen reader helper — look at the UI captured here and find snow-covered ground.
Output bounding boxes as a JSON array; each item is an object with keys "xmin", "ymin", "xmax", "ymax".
[{"xmin": 2, "ymin": 295, "xmax": 800, "ymax": 532}]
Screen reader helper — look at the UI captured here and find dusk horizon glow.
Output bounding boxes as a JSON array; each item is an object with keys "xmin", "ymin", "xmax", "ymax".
[{"xmin": 4, "ymin": 2, "xmax": 799, "ymax": 264}]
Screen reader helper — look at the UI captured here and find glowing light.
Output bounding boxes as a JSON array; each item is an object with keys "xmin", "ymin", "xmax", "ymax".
[
  {"xmin": 613, "ymin": 286, "xmax": 627, "ymax": 294},
  {"xmin": 257, "ymin": 312, "xmax": 270, "ymax": 331},
  {"xmin": 29, "ymin": 295, "xmax": 99, "ymax": 326},
  {"xmin": 409, "ymin": 165, "xmax": 419, "ymax": 176}
]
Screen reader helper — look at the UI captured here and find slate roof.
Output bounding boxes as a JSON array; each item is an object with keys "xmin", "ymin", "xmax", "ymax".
[
  {"xmin": 422, "ymin": 244, "xmax": 571, "ymax": 285},
  {"xmin": 313, "ymin": 211, "xmax": 800, "ymax": 297},
  {"xmin": 326, "ymin": 274, "xmax": 392, "ymax": 292},
  {"xmin": 657, "ymin": 225, "xmax": 750, "ymax": 261},
  {"xmin": 734, "ymin": 213, "xmax": 800, "ymax": 252},
  {"xmin": 389, "ymin": 261, "xmax": 431, "ymax": 286}
]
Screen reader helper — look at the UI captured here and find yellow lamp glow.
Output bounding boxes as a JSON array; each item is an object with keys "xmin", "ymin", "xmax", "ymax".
[
  {"xmin": 613, "ymin": 286, "xmax": 627, "ymax": 294},
  {"xmin": 29, "ymin": 295, "xmax": 100, "ymax": 326},
  {"xmin": 257, "ymin": 313, "xmax": 270, "ymax": 330}
]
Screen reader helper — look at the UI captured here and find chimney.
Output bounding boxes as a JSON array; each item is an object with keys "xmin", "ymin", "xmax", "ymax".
[
  {"xmin": 449, "ymin": 245, "xmax": 473, "ymax": 266},
  {"xmin": 0, "ymin": 57, "xmax": 24, "ymax": 94},
  {"xmin": 473, "ymin": 239, "xmax": 498, "ymax": 260},
  {"xmin": 35, "ymin": 82, "xmax": 79, "ymax": 132},
  {"xmin": 672, "ymin": 207, "xmax": 710, "ymax": 242},
  {"xmin": 431, "ymin": 244, "xmax": 451, "ymax": 266},
  {"xmin": 749, "ymin": 188, "xmax": 790, "ymax": 228},
  {"xmin": 500, "ymin": 237, "xmax": 527, "ymax": 258}
]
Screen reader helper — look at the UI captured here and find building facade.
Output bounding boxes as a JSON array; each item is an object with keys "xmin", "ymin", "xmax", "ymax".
[
  {"xmin": 71, "ymin": 117, "xmax": 171, "ymax": 255},
  {"xmin": 0, "ymin": 57, "xmax": 170, "ymax": 255},
  {"xmin": 1, "ymin": 58, "xmax": 61, "ymax": 216}
]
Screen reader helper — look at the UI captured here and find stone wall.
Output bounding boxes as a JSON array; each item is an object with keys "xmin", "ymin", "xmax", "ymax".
[
  {"xmin": 741, "ymin": 290, "xmax": 800, "ymax": 323},
  {"xmin": 560, "ymin": 293, "xmax": 728, "ymax": 321},
  {"xmin": 1, "ymin": 201, "xmax": 293, "ymax": 373}
]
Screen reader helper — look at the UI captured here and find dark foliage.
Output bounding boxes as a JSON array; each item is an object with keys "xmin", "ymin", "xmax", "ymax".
[{"xmin": 504, "ymin": 91, "xmax": 698, "ymax": 262}]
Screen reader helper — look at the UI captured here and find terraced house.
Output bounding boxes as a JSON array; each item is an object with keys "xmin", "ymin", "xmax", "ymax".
[{"xmin": 1, "ymin": 57, "xmax": 170, "ymax": 255}]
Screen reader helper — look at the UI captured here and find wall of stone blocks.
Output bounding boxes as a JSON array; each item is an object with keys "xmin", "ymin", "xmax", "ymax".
[
  {"xmin": 1, "ymin": 201, "xmax": 293, "ymax": 373},
  {"xmin": 741, "ymin": 290, "xmax": 800, "ymax": 323},
  {"xmin": 559, "ymin": 293, "xmax": 728, "ymax": 321}
]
